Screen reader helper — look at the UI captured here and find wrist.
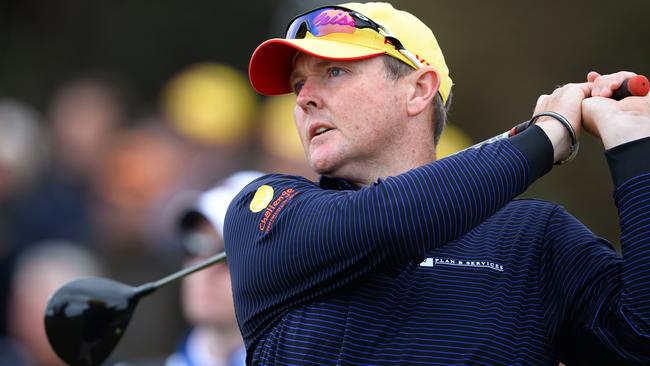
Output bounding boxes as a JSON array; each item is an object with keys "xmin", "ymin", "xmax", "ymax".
[
  {"xmin": 530, "ymin": 112, "xmax": 579, "ymax": 164},
  {"xmin": 600, "ymin": 121, "xmax": 650, "ymax": 150},
  {"xmin": 537, "ymin": 119, "xmax": 570, "ymax": 162}
]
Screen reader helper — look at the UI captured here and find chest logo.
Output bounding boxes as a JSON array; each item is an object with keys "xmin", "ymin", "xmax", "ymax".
[
  {"xmin": 250, "ymin": 185, "xmax": 274, "ymax": 213},
  {"xmin": 258, "ymin": 188, "xmax": 297, "ymax": 233},
  {"xmin": 420, "ymin": 257, "xmax": 504, "ymax": 272}
]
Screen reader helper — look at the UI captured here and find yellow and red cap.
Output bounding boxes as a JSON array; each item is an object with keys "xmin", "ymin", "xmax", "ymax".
[{"xmin": 249, "ymin": 2, "xmax": 453, "ymax": 103}]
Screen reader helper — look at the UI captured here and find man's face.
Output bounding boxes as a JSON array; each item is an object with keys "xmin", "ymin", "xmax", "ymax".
[{"xmin": 290, "ymin": 54, "xmax": 410, "ymax": 183}]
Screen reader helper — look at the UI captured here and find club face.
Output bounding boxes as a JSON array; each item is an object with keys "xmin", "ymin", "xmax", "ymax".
[{"xmin": 44, "ymin": 277, "xmax": 141, "ymax": 366}]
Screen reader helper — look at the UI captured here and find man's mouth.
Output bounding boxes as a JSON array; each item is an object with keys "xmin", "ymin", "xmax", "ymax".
[{"xmin": 314, "ymin": 127, "xmax": 332, "ymax": 136}]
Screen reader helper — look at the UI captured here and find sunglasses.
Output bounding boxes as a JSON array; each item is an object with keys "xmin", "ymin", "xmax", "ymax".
[{"xmin": 285, "ymin": 6, "xmax": 423, "ymax": 69}]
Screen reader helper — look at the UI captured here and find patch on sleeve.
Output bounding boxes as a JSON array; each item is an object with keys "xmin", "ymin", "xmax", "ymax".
[
  {"xmin": 250, "ymin": 185, "xmax": 274, "ymax": 213},
  {"xmin": 258, "ymin": 188, "xmax": 297, "ymax": 234}
]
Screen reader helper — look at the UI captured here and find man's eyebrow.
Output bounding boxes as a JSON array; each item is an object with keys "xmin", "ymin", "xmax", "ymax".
[
  {"xmin": 290, "ymin": 59, "xmax": 335, "ymax": 81},
  {"xmin": 289, "ymin": 68, "xmax": 302, "ymax": 83},
  {"xmin": 315, "ymin": 59, "xmax": 334, "ymax": 68}
]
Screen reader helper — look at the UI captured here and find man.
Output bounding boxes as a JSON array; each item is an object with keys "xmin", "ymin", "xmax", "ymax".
[{"xmin": 225, "ymin": 2, "xmax": 650, "ymax": 364}]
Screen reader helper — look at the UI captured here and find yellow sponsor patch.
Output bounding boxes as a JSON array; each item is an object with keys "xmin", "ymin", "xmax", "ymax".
[{"xmin": 250, "ymin": 185, "xmax": 274, "ymax": 213}]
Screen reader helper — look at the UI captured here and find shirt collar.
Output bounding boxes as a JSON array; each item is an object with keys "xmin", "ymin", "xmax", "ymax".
[{"xmin": 318, "ymin": 176, "xmax": 357, "ymax": 191}]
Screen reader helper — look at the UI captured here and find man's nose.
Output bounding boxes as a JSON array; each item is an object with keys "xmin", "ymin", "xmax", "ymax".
[{"xmin": 296, "ymin": 78, "xmax": 323, "ymax": 112}]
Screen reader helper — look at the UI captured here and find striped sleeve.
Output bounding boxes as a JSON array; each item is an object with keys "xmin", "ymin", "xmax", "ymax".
[
  {"xmin": 542, "ymin": 137, "xmax": 650, "ymax": 364},
  {"xmin": 225, "ymin": 127, "xmax": 552, "ymax": 349}
]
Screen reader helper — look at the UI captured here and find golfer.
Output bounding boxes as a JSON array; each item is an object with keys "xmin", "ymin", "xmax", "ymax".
[{"xmin": 224, "ymin": 2, "xmax": 650, "ymax": 364}]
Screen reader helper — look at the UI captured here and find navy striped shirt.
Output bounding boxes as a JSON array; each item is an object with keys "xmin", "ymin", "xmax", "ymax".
[{"xmin": 224, "ymin": 126, "xmax": 650, "ymax": 365}]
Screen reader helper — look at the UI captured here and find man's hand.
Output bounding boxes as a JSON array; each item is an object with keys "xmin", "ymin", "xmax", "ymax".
[
  {"xmin": 533, "ymin": 83, "xmax": 591, "ymax": 163},
  {"xmin": 583, "ymin": 71, "xmax": 650, "ymax": 149}
]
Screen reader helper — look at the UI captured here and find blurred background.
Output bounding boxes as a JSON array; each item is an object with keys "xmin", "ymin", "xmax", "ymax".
[{"xmin": 1, "ymin": 0, "xmax": 649, "ymax": 364}]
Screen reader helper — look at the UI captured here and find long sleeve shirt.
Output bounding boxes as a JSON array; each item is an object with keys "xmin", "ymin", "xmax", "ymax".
[{"xmin": 224, "ymin": 126, "xmax": 650, "ymax": 365}]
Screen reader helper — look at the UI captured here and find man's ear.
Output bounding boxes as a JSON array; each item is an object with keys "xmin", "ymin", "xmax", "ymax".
[{"xmin": 406, "ymin": 67, "xmax": 440, "ymax": 117}]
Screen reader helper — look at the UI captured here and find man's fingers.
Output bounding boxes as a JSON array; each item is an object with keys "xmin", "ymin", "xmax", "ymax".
[
  {"xmin": 591, "ymin": 71, "xmax": 637, "ymax": 97},
  {"xmin": 551, "ymin": 82, "xmax": 591, "ymax": 97},
  {"xmin": 587, "ymin": 71, "xmax": 601, "ymax": 83},
  {"xmin": 577, "ymin": 82, "xmax": 592, "ymax": 98}
]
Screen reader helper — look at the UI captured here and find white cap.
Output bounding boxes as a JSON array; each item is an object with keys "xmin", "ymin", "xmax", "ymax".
[{"xmin": 180, "ymin": 170, "xmax": 264, "ymax": 238}]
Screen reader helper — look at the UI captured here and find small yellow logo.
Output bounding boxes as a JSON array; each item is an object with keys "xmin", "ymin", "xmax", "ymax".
[{"xmin": 250, "ymin": 185, "xmax": 274, "ymax": 213}]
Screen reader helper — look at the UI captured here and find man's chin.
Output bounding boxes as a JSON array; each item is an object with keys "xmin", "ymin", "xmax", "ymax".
[{"xmin": 308, "ymin": 155, "xmax": 338, "ymax": 176}]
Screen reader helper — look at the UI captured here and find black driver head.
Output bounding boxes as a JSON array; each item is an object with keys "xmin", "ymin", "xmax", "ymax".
[{"xmin": 44, "ymin": 277, "xmax": 143, "ymax": 366}]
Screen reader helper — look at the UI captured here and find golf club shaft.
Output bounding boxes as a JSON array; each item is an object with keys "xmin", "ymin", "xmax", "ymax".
[{"xmin": 135, "ymin": 251, "xmax": 227, "ymax": 295}]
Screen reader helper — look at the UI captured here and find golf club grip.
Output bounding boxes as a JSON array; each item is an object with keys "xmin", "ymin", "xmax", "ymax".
[{"xmin": 611, "ymin": 75, "xmax": 649, "ymax": 100}]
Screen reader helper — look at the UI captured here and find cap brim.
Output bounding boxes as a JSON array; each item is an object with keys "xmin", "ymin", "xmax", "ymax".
[{"xmin": 249, "ymin": 38, "xmax": 384, "ymax": 96}]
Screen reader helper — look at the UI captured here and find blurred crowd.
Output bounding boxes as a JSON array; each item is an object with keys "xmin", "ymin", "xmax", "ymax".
[
  {"xmin": 0, "ymin": 62, "xmax": 318, "ymax": 365},
  {"xmin": 0, "ymin": 57, "xmax": 474, "ymax": 365},
  {"xmin": 0, "ymin": 50, "xmax": 472, "ymax": 366},
  {"xmin": 1, "ymin": 0, "xmax": 487, "ymax": 361}
]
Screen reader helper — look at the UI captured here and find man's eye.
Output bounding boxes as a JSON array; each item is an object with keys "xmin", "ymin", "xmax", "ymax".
[
  {"xmin": 293, "ymin": 81, "xmax": 304, "ymax": 95},
  {"xmin": 329, "ymin": 67, "xmax": 345, "ymax": 77}
]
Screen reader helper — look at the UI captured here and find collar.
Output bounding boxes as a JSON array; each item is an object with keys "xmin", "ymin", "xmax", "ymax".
[{"xmin": 318, "ymin": 175, "xmax": 357, "ymax": 191}]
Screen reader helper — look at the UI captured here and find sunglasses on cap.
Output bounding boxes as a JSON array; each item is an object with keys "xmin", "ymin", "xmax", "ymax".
[{"xmin": 285, "ymin": 6, "xmax": 423, "ymax": 69}]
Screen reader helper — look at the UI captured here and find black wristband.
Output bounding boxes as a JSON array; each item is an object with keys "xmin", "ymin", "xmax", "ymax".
[
  {"xmin": 605, "ymin": 136, "xmax": 650, "ymax": 188},
  {"xmin": 527, "ymin": 111, "xmax": 579, "ymax": 165},
  {"xmin": 509, "ymin": 125, "xmax": 554, "ymax": 185}
]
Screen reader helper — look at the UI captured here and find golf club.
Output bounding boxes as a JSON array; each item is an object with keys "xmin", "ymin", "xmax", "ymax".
[
  {"xmin": 44, "ymin": 75, "xmax": 648, "ymax": 366},
  {"xmin": 44, "ymin": 251, "xmax": 226, "ymax": 366}
]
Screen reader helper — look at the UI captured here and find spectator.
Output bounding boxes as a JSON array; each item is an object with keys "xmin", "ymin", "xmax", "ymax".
[
  {"xmin": 9, "ymin": 77, "xmax": 128, "ymax": 249},
  {"xmin": 166, "ymin": 171, "xmax": 263, "ymax": 366},
  {"xmin": 0, "ymin": 241, "xmax": 104, "ymax": 366},
  {"xmin": 0, "ymin": 98, "xmax": 48, "ymax": 338}
]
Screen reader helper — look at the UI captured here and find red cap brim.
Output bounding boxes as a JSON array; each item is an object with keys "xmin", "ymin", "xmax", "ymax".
[{"xmin": 248, "ymin": 38, "xmax": 384, "ymax": 96}]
